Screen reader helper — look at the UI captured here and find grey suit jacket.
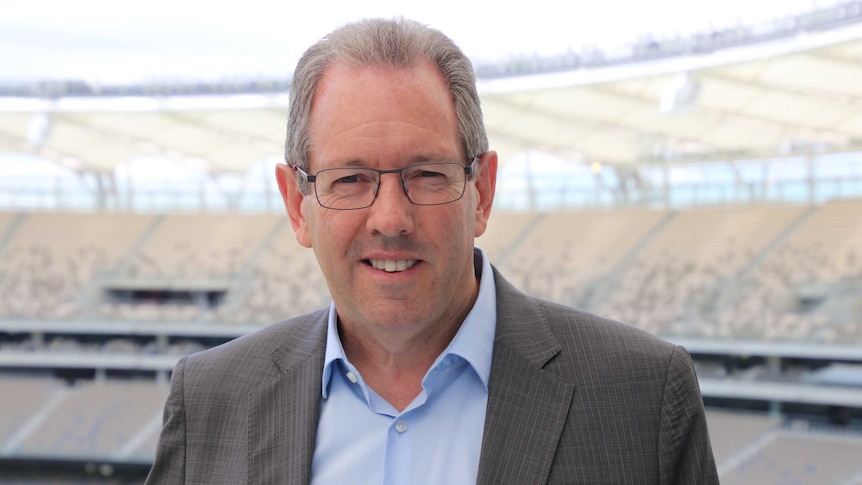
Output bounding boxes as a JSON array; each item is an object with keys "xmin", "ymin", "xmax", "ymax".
[{"xmin": 146, "ymin": 267, "xmax": 718, "ymax": 484}]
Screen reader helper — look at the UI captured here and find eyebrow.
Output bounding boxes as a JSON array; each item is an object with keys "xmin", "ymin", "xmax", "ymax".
[
  {"xmin": 324, "ymin": 153, "xmax": 459, "ymax": 169},
  {"xmin": 340, "ymin": 159, "xmax": 367, "ymax": 168},
  {"xmin": 411, "ymin": 154, "xmax": 447, "ymax": 164}
]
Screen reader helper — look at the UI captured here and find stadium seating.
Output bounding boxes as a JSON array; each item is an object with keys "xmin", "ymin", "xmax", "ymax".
[
  {"xmin": 0, "ymin": 375, "xmax": 57, "ymax": 449},
  {"xmin": 719, "ymin": 429, "xmax": 862, "ymax": 484},
  {"xmin": 492, "ymin": 208, "xmax": 669, "ymax": 309},
  {"xmin": 3, "ymin": 378, "xmax": 166, "ymax": 461},
  {"xmin": 124, "ymin": 213, "xmax": 281, "ymax": 279},
  {"xmin": 717, "ymin": 199, "xmax": 862, "ymax": 342},
  {"xmin": 0, "ymin": 200, "xmax": 860, "ymax": 342},
  {"xmin": 706, "ymin": 410, "xmax": 781, "ymax": 464},
  {"xmin": 0, "ymin": 213, "xmax": 156, "ymax": 319},
  {"xmin": 596, "ymin": 204, "xmax": 808, "ymax": 336}
]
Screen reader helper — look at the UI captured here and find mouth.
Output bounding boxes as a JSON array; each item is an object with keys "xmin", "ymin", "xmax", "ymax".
[{"xmin": 366, "ymin": 259, "xmax": 417, "ymax": 273}]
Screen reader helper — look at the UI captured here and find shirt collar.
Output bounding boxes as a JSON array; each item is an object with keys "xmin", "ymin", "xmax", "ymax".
[{"xmin": 321, "ymin": 247, "xmax": 497, "ymax": 398}]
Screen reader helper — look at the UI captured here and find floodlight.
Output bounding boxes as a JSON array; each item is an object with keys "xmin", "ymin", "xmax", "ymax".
[
  {"xmin": 660, "ymin": 72, "xmax": 700, "ymax": 114},
  {"xmin": 27, "ymin": 112, "xmax": 51, "ymax": 147}
]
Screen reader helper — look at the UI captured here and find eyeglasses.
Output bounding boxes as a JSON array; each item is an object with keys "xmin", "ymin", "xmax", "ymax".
[{"xmin": 292, "ymin": 157, "xmax": 480, "ymax": 210}]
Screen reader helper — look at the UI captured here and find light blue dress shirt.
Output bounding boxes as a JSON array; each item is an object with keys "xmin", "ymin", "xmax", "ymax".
[{"xmin": 311, "ymin": 249, "xmax": 497, "ymax": 485}]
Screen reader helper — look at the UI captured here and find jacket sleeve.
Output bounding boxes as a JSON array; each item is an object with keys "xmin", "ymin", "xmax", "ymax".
[
  {"xmin": 658, "ymin": 346, "xmax": 719, "ymax": 485},
  {"xmin": 145, "ymin": 357, "xmax": 188, "ymax": 485}
]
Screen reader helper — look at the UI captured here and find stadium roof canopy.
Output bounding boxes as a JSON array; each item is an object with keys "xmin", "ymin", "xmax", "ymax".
[{"xmin": 2, "ymin": 3, "xmax": 862, "ymax": 174}]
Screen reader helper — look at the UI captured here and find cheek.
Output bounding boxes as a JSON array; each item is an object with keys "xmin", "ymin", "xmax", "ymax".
[{"xmin": 308, "ymin": 210, "xmax": 359, "ymax": 254}]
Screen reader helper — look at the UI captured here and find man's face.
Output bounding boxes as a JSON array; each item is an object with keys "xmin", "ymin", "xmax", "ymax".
[{"xmin": 277, "ymin": 60, "xmax": 496, "ymax": 347}]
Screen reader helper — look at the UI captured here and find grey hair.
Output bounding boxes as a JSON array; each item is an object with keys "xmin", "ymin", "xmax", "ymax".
[{"xmin": 284, "ymin": 17, "xmax": 487, "ymax": 192}]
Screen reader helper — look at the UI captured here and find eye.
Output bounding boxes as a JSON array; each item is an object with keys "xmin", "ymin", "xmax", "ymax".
[
  {"xmin": 417, "ymin": 169, "xmax": 446, "ymax": 178},
  {"xmin": 405, "ymin": 165, "xmax": 450, "ymax": 182},
  {"xmin": 333, "ymin": 174, "xmax": 362, "ymax": 184},
  {"xmin": 330, "ymin": 170, "xmax": 375, "ymax": 185}
]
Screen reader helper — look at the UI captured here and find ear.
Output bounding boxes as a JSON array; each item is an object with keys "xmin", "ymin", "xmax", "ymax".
[
  {"xmin": 473, "ymin": 151, "xmax": 497, "ymax": 238},
  {"xmin": 275, "ymin": 163, "xmax": 313, "ymax": 248}
]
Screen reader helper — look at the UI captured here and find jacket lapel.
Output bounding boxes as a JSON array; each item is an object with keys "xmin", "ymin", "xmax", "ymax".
[
  {"xmin": 248, "ymin": 312, "xmax": 327, "ymax": 485},
  {"xmin": 477, "ymin": 268, "xmax": 575, "ymax": 485}
]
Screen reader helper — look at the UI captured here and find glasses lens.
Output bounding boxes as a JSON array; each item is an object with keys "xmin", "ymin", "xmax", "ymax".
[
  {"xmin": 403, "ymin": 163, "xmax": 467, "ymax": 205},
  {"xmin": 315, "ymin": 168, "xmax": 379, "ymax": 209}
]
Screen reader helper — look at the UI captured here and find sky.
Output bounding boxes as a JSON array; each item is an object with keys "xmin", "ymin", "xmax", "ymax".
[{"xmin": 0, "ymin": 0, "xmax": 830, "ymax": 85}]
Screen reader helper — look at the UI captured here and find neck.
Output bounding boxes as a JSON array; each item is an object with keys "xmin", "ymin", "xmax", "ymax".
[{"xmin": 339, "ymin": 312, "xmax": 464, "ymax": 411}]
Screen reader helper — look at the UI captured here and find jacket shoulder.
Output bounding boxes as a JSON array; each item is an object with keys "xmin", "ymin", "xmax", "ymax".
[
  {"xmin": 536, "ymin": 298, "xmax": 676, "ymax": 357},
  {"xmin": 492, "ymin": 265, "xmax": 677, "ymax": 366},
  {"xmin": 180, "ymin": 308, "xmax": 328, "ymax": 388}
]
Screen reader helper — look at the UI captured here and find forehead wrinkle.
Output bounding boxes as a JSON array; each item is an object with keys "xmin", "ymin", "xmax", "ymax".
[
  {"xmin": 307, "ymin": 61, "xmax": 463, "ymax": 170},
  {"xmin": 329, "ymin": 118, "xmax": 450, "ymax": 138},
  {"xmin": 323, "ymin": 152, "xmax": 459, "ymax": 170},
  {"xmin": 314, "ymin": 120, "xmax": 460, "ymax": 167}
]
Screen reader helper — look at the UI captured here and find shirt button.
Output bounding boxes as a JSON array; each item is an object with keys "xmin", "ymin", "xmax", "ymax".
[
  {"xmin": 394, "ymin": 420, "xmax": 408, "ymax": 433},
  {"xmin": 345, "ymin": 371, "xmax": 358, "ymax": 383}
]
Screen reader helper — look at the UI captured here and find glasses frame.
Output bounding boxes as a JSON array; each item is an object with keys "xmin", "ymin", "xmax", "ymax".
[{"xmin": 292, "ymin": 156, "xmax": 481, "ymax": 210}]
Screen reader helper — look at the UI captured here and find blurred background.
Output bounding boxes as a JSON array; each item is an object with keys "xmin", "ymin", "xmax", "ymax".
[{"xmin": 1, "ymin": 1, "xmax": 862, "ymax": 483}]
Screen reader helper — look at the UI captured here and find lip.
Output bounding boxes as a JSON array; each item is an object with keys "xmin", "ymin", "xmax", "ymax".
[
  {"xmin": 362, "ymin": 253, "xmax": 422, "ymax": 274},
  {"xmin": 363, "ymin": 251, "xmax": 421, "ymax": 262}
]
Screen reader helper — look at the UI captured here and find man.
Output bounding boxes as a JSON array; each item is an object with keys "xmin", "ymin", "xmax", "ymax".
[{"xmin": 146, "ymin": 18, "xmax": 718, "ymax": 484}]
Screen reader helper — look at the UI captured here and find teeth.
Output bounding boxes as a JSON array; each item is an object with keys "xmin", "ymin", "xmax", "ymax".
[{"xmin": 370, "ymin": 259, "xmax": 416, "ymax": 272}]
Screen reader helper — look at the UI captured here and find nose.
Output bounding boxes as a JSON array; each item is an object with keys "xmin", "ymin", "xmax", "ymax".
[{"xmin": 365, "ymin": 173, "xmax": 415, "ymax": 237}]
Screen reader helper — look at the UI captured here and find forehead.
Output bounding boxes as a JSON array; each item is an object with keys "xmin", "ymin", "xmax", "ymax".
[{"xmin": 307, "ymin": 60, "xmax": 462, "ymax": 166}]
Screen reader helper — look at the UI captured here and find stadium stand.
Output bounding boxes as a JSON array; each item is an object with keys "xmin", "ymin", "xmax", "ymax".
[
  {"xmin": 122, "ymin": 213, "xmax": 280, "ymax": 280},
  {"xmin": 596, "ymin": 203, "xmax": 810, "ymax": 337},
  {"xmin": 476, "ymin": 212, "xmax": 539, "ymax": 262},
  {"xmin": 479, "ymin": 201, "xmax": 862, "ymax": 345},
  {"xmin": 705, "ymin": 410, "xmax": 782, "ymax": 465},
  {"xmin": 0, "ymin": 200, "xmax": 857, "ymax": 342},
  {"xmin": 719, "ymin": 428, "xmax": 862, "ymax": 484},
  {"xmin": 715, "ymin": 199, "xmax": 862, "ymax": 343},
  {"xmin": 239, "ymin": 226, "xmax": 329, "ymax": 323},
  {"xmin": 15, "ymin": 380, "xmax": 165, "ymax": 461},
  {"xmin": 0, "ymin": 213, "xmax": 156, "ymax": 320},
  {"xmin": 0, "ymin": 376, "xmax": 57, "ymax": 450},
  {"xmin": 488, "ymin": 208, "xmax": 669, "ymax": 308}
]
